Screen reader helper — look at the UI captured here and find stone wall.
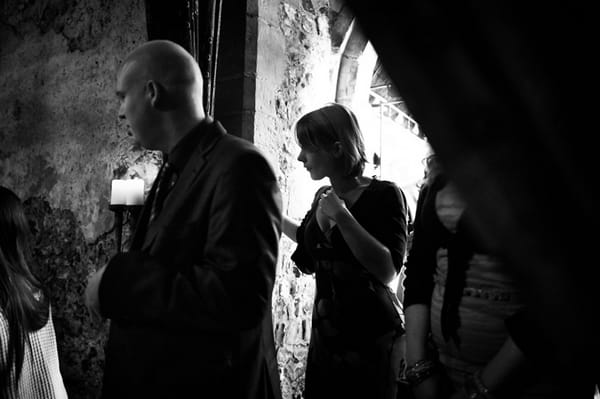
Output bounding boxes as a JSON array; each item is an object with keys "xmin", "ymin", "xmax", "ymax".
[
  {"xmin": 253, "ymin": 1, "xmax": 338, "ymax": 397},
  {"xmin": 1, "ymin": 1, "xmax": 342, "ymax": 398},
  {"xmin": 0, "ymin": 1, "xmax": 149, "ymax": 397}
]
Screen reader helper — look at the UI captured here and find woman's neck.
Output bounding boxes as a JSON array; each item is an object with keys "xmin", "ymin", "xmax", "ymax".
[{"xmin": 329, "ymin": 175, "xmax": 368, "ymax": 196}]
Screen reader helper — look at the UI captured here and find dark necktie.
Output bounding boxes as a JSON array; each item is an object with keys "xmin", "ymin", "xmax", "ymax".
[{"xmin": 149, "ymin": 162, "xmax": 175, "ymax": 224}]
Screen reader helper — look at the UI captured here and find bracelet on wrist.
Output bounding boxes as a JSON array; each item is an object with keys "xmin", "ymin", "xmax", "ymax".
[{"xmin": 401, "ymin": 359, "xmax": 438, "ymax": 387}]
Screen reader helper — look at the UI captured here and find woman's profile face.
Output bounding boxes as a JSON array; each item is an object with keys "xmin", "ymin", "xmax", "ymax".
[{"xmin": 297, "ymin": 146, "xmax": 337, "ymax": 181}]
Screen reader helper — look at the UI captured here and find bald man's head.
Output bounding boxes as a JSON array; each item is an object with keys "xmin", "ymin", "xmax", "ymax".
[
  {"xmin": 116, "ymin": 40, "xmax": 206, "ymax": 152},
  {"xmin": 123, "ymin": 40, "xmax": 203, "ymax": 89}
]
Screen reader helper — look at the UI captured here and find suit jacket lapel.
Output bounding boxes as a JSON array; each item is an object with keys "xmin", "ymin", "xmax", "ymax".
[{"xmin": 140, "ymin": 121, "xmax": 227, "ymax": 252}]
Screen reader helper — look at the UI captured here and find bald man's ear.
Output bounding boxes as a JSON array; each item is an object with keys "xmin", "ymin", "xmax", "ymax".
[{"xmin": 146, "ymin": 80, "xmax": 165, "ymax": 109}]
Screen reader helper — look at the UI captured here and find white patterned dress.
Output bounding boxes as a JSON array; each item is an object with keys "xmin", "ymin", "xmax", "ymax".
[{"xmin": 0, "ymin": 306, "xmax": 68, "ymax": 399}]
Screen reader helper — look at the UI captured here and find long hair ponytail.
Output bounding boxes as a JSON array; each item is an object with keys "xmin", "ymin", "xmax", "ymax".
[{"xmin": 0, "ymin": 186, "xmax": 49, "ymax": 390}]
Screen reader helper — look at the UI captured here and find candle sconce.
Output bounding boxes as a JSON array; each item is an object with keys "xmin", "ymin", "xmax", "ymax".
[
  {"xmin": 110, "ymin": 179, "xmax": 145, "ymax": 253},
  {"xmin": 109, "ymin": 204, "xmax": 143, "ymax": 252}
]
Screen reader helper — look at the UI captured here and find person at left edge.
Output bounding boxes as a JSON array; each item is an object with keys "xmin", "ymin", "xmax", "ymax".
[{"xmin": 84, "ymin": 40, "xmax": 283, "ymax": 399}]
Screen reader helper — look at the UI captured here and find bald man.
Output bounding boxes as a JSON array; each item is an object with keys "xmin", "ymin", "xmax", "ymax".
[{"xmin": 85, "ymin": 40, "xmax": 283, "ymax": 399}]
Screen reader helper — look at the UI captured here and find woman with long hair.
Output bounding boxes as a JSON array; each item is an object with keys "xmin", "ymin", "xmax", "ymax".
[
  {"xmin": 401, "ymin": 154, "xmax": 593, "ymax": 398},
  {"xmin": 0, "ymin": 186, "xmax": 67, "ymax": 398}
]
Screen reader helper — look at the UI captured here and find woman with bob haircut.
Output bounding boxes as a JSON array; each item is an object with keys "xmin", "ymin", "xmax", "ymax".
[
  {"xmin": 282, "ymin": 103, "xmax": 410, "ymax": 399},
  {"xmin": 0, "ymin": 186, "xmax": 67, "ymax": 398}
]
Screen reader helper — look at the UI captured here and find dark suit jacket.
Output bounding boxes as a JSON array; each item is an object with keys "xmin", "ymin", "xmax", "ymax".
[{"xmin": 98, "ymin": 120, "xmax": 283, "ymax": 399}]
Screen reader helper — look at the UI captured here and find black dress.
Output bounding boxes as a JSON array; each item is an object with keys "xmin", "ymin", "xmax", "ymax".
[{"xmin": 292, "ymin": 179, "xmax": 409, "ymax": 399}]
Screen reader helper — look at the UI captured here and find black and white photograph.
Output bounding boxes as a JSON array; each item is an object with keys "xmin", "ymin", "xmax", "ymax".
[{"xmin": 1, "ymin": 1, "xmax": 597, "ymax": 398}]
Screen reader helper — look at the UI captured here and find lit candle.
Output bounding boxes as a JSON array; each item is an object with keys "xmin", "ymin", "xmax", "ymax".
[
  {"xmin": 110, "ymin": 180, "xmax": 127, "ymax": 205},
  {"xmin": 125, "ymin": 178, "xmax": 145, "ymax": 205},
  {"xmin": 110, "ymin": 179, "xmax": 145, "ymax": 205}
]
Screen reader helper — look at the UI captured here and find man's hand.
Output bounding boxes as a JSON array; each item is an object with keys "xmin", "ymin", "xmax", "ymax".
[{"xmin": 85, "ymin": 265, "xmax": 107, "ymax": 324}]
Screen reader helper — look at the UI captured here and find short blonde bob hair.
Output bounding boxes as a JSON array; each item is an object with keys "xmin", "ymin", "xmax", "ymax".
[{"xmin": 294, "ymin": 103, "xmax": 367, "ymax": 177}]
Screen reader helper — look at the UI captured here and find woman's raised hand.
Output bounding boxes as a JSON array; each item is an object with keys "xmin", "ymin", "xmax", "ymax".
[{"xmin": 318, "ymin": 189, "xmax": 348, "ymax": 221}]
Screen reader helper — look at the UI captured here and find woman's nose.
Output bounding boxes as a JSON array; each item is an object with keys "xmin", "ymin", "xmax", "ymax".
[{"xmin": 297, "ymin": 150, "xmax": 305, "ymax": 162}]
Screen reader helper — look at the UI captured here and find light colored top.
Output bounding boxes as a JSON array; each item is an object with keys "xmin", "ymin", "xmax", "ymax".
[{"xmin": 0, "ymin": 306, "xmax": 68, "ymax": 399}]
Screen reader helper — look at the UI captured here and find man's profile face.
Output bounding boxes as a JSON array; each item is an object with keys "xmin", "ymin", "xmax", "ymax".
[{"xmin": 116, "ymin": 61, "xmax": 157, "ymax": 149}]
